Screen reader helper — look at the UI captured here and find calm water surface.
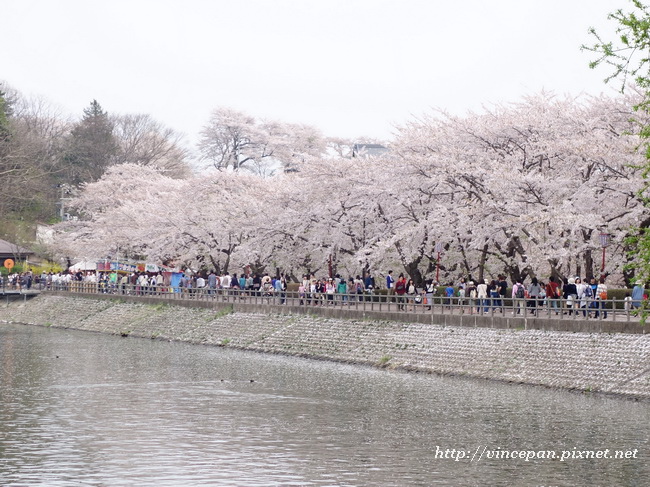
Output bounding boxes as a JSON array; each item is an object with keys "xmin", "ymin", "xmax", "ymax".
[{"xmin": 1, "ymin": 323, "xmax": 648, "ymax": 486}]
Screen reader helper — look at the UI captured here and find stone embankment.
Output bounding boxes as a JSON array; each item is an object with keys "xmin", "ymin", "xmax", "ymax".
[{"xmin": 1, "ymin": 294, "xmax": 649, "ymax": 400}]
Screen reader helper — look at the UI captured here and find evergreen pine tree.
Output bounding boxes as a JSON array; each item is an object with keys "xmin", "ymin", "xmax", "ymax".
[{"xmin": 63, "ymin": 100, "xmax": 117, "ymax": 185}]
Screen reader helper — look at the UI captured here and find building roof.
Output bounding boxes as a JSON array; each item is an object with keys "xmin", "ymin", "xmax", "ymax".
[
  {"xmin": 352, "ymin": 143, "xmax": 390, "ymax": 158},
  {"xmin": 0, "ymin": 238, "xmax": 34, "ymax": 258}
]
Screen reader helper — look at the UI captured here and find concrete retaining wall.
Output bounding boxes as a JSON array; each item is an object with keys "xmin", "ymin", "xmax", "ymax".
[{"xmin": 1, "ymin": 294, "xmax": 649, "ymax": 400}]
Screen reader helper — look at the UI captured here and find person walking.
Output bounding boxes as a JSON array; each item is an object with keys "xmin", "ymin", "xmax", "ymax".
[
  {"xmin": 395, "ymin": 274, "xmax": 407, "ymax": 310},
  {"xmin": 445, "ymin": 282, "xmax": 455, "ymax": 309},
  {"xmin": 579, "ymin": 277, "xmax": 594, "ymax": 317},
  {"xmin": 298, "ymin": 281, "xmax": 306, "ymax": 305},
  {"xmin": 545, "ymin": 276, "xmax": 561, "ymax": 315},
  {"xmin": 208, "ymin": 271, "xmax": 217, "ymax": 295},
  {"xmin": 477, "ymin": 279, "xmax": 489, "ymax": 313},
  {"xmin": 595, "ymin": 276, "xmax": 608, "ymax": 318},
  {"xmin": 337, "ymin": 277, "xmax": 348, "ymax": 304},
  {"xmin": 406, "ymin": 278, "xmax": 417, "ymax": 311},
  {"xmin": 466, "ymin": 281, "xmax": 477, "ymax": 314},
  {"xmin": 325, "ymin": 278, "xmax": 335, "ymax": 304},
  {"xmin": 489, "ymin": 279, "xmax": 500, "ymax": 311},
  {"xmin": 563, "ymin": 278, "xmax": 578, "ymax": 315},
  {"xmin": 275, "ymin": 274, "xmax": 286, "ymax": 304},
  {"xmin": 424, "ymin": 279, "xmax": 435, "ymax": 310},
  {"xmin": 386, "ymin": 270, "xmax": 395, "ymax": 298},
  {"xmin": 632, "ymin": 280, "xmax": 645, "ymax": 309},
  {"xmin": 497, "ymin": 275, "xmax": 508, "ymax": 313},
  {"xmin": 512, "ymin": 279, "xmax": 526, "ymax": 315},
  {"xmin": 527, "ymin": 277, "xmax": 542, "ymax": 316}
]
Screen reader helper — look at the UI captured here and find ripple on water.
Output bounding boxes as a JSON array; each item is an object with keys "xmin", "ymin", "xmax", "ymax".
[{"xmin": 0, "ymin": 323, "xmax": 648, "ymax": 486}]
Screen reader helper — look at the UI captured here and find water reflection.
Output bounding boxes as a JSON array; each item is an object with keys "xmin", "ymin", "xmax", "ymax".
[{"xmin": 1, "ymin": 323, "xmax": 648, "ymax": 486}]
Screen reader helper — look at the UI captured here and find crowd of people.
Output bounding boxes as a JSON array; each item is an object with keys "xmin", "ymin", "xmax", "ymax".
[
  {"xmin": 1, "ymin": 270, "xmax": 101, "ymax": 291},
  {"xmin": 0, "ymin": 271, "xmax": 36, "ymax": 290},
  {"xmin": 2, "ymin": 267, "xmax": 647, "ymax": 316},
  {"xmin": 385, "ymin": 271, "xmax": 646, "ymax": 316}
]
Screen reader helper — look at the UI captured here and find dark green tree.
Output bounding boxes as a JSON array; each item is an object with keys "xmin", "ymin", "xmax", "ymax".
[
  {"xmin": 63, "ymin": 100, "xmax": 117, "ymax": 185},
  {"xmin": 0, "ymin": 90, "xmax": 10, "ymax": 137},
  {"xmin": 0, "ymin": 87, "xmax": 14, "ymax": 149}
]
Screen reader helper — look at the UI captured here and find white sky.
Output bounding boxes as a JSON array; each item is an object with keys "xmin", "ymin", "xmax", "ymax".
[{"xmin": 3, "ymin": 0, "xmax": 622, "ymax": 147}]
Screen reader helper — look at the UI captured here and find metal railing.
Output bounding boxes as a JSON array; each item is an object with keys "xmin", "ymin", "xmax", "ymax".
[{"xmin": 43, "ymin": 282, "xmax": 643, "ymax": 322}]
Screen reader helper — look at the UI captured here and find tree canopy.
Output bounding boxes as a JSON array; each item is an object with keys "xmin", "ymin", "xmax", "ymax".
[
  {"xmin": 63, "ymin": 99, "xmax": 118, "ymax": 185},
  {"xmin": 198, "ymin": 107, "xmax": 327, "ymax": 175},
  {"xmin": 584, "ymin": 0, "xmax": 650, "ymax": 294},
  {"xmin": 53, "ymin": 92, "xmax": 648, "ymax": 286}
]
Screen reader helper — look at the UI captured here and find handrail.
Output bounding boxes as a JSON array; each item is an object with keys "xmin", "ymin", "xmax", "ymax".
[{"xmin": 40, "ymin": 281, "xmax": 642, "ymax": 323}]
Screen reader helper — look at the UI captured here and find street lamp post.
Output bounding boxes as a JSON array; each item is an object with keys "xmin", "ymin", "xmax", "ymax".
[
  {"xmin": 434, "ymin": 242, "xmax": 444, "ymax": 283},
  {"xmin": 57, "ymin": 183, "xmax": 75, "ymax": 221}
]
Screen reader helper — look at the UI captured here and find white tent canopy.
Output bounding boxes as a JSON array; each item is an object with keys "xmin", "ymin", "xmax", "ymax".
[
  {"xmin": 69, "ymin": 261, "xmax": 97, "ymax": 271},
  {"xmin": 69, "ymin": 260, "xmax": 177, "ymax": 273}
]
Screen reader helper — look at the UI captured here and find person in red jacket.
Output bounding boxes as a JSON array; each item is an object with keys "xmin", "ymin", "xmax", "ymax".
[
  {"xmin": 545, "ymin": 276, "xmax": 561, "ymax": 315},
  {"xmin": 395, "ymin": 273, "xmax": 407, "ymax": 310}
]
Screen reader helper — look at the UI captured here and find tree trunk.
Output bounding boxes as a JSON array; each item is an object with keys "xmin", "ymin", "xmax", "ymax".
[
  {"xmin": 477, "ymin": 243, "xmax": 489, "ymax": 283},
  {"xmin": 404, "ymin": 261, "xmax": 424, "ymax": 288},
  {"xmin": 583, "ymin": 249, "xmax": 595, "ymax": 281},
  {"xmin": 547, "ymin": 258, "xmax": 563, "ymax": 282}
]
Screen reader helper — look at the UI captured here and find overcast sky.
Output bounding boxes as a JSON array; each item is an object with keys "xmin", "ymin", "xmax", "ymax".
[{"xmin": 3, "ymin": 0, "xmax": 622, "ymax": 147}]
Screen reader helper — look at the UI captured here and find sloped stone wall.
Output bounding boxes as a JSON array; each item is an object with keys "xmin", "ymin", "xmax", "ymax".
[{"xmin": 1, "ymin": 295, "xmax": 649, "ymax": 399}]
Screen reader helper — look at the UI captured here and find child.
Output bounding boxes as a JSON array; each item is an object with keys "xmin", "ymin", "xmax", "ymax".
[
  {"xmin": 298, "ymin": 282, "xmax": 306, "ymax": 305},
  {"xmin": 624, "ymin": 292, "xmax": 632, "ymax": 312}
]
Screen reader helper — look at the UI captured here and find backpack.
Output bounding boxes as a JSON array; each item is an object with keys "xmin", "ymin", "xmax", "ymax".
[
  {"xmin": 583, "ymin": 285, "xmax": 593, "ymax": 298},
  {"xmin": 515, "ymin": 284, "xmax": 525, "ymax": 299}
]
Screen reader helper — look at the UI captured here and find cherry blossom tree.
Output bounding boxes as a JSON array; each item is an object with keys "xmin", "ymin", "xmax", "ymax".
[
  {"xmin": 198, "ymin": 107, "xmax": 326, "ymax": 175},
  {"xmin": 51, "ymin": 92, "xmax": 649, "ymax": 288},
  {"xmin": 52, "ymin": 164, "xmax": 184, "ymax": 262},
  {"xmin": 391, "ymin": 92, "xmax": 647, "ymax": 284}
]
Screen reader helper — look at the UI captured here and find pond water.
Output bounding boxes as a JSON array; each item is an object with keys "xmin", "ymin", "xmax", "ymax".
[{"xmin": 1, "ymin": 323, "xmax": 648, "ymax": 486}]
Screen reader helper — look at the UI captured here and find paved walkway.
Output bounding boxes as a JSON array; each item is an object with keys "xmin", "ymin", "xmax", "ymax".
[{"xmin": 36, "ymin": 284, "xmax": 644, "ymax": 329}]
